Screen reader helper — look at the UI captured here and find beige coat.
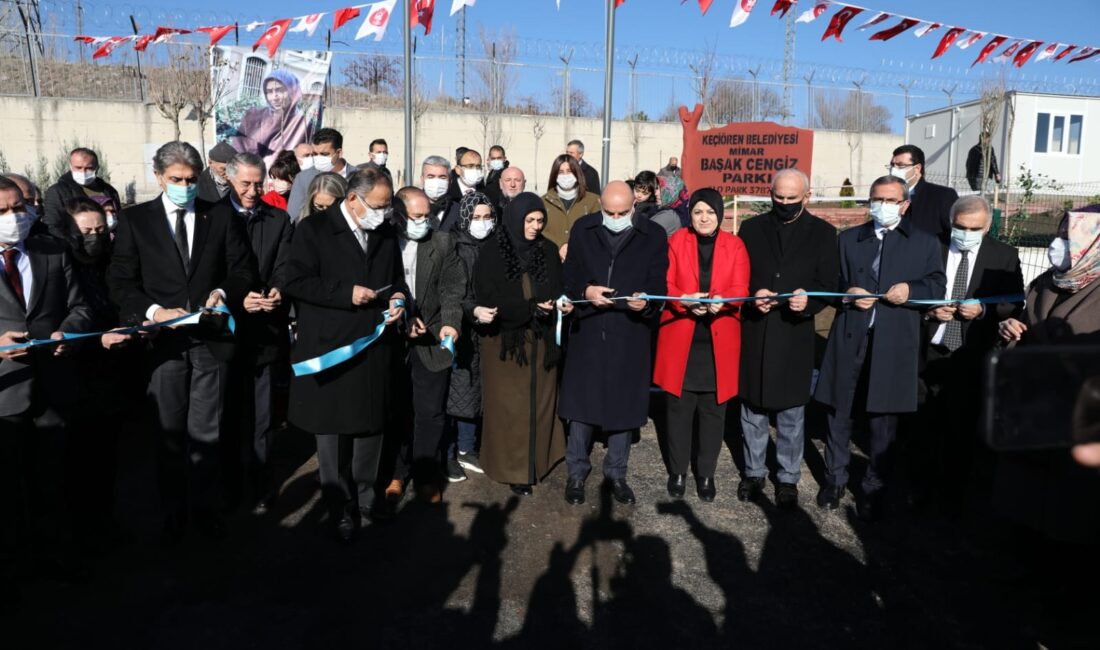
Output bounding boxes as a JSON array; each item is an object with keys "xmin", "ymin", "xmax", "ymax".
[{"xmin": 541, "ymin": 189, "xmax": 601, "ymax": 250}]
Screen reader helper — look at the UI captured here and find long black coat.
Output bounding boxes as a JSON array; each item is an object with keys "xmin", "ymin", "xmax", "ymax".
[
  {"xmin": 558, "ymin": 214, "xmax": 668, "ymax": 430},
  {"xmin": 283, "ymin": 204, "xmax": 407, "ymax": 435},
  {"xmin": 906, "ymin": 178, "xmax": 958, "ymax": 244},
  {"xmin": 739, "ymin": 210, "xmax": 839, "ymax": 411},
  {"xmin": 42, "ymin": 173, "xmax": 122, "ymax": 240},
  {"xmin": 405, "ymin": 229, "xmax": 466, "ymax": 373},
  {"xmin": 447, "ymin": 233, "xmax": 488, "ymax": 419},
  {"xmin": 815, "ymin": 218, "xmax": 946, "ymax": 414}
]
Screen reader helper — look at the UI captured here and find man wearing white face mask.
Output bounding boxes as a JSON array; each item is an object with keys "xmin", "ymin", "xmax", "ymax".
[
  {"xmin": 815, "ymin": 175, "xmax": 946, "ymax": 521},
  {"xmin": 888, "ymin": 144, "xmax": 959, "ymax": 244},
  {"xmin": 283, "ymin": 167, "xmax": 408, "ymax": 542},
  {"xmin": 362, "ymin": 138, "xmax": 393, "ymax": 187},
  {"xmin": 287, "ymin": 129, "xmax": 355, "ymax": 222},
  {"xmin": 911, "ymin": 195, "xmax": 1023, "ymax": 511},
  {"xmin": 42, "ymin": 147, "xmax": 121, "ymax": 240},
  {"xmin": 451, "ymin": 149, "xmax": 486, "ymax": 202},
  {"xmin": 420, "ymin": 155, "xmax": 460, "ymax": 232}
]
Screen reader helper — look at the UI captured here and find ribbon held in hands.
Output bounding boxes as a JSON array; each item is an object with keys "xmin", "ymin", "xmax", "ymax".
[{"xmin": 291, "ymin": 300, "xmax": 405, "ymax": 377}]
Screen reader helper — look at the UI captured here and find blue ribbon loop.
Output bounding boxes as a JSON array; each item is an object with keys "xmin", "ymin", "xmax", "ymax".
[{"xmin": 291, "ymin": 300, "xmax": 405, "ymax": 378}]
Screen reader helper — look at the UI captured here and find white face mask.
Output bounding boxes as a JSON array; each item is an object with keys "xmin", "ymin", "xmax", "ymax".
[
  {"xmin": 424, "ymin": 178, "xmax": 449, "ymax": 200},
  {"xmin": 557, "ymin": 174, "xmax": 578, "ymax": 191},
  {"xmin": 313, "ymin": 155, "xmax": 335, "ymax": 173},
  {"xmin": 299, "ymin": 156, "xmax": 315, "ymax": 171},
  {"xmin": 405, "ymin": 218, "xmax": 430, "ymax": 241},
  {"xmin": 372, "ymin": 152, "xmax": 388, "ymax": 166},
  {"xmin": 106, "ymin": 214, "xmax": 118, "ymax": 232},
  {"xmin": 1048, "ymin": 237, "xmax": 1072, "ymax": 272},
  {"xmin": 71, "ymin": 169, "xmax": 96, "ymax": 186},
  {"xmin": 869, "ymin": 201, "xmax": 902, "ymax": 229},
  {"xmin": 489, "ymin": 159, "xmax": 505, "ymax": 171},
  {"xmin": 889, "ymin": 165, "xmax": 914, "ymax": 185},
  {"xmin": 0, "ymin": 212, "xmax": 34, "ymax": 245},
  {"xmin": 272, "ymin": 179, "xmax": 291, "ymax": 194},
  {"xmin": 951, "ymin": 227, "xmax": 983, "ymax": 252},
  {"xmin": 354, "ymin": 197, "xmax": 388, "ymax": 231},
  {"xmin": 462, "ymin": 168, "xmax": 484, "ymax": 186},
  {"xmin": 469, "ymin": 220, "xmax": 494, "ymax": 240},
  {"xmin": 602, "ymin": 211, "xmax": 633, "ymax": 234}
]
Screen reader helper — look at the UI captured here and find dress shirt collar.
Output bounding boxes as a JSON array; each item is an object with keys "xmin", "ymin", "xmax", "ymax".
[{"xmin": 161, "ymin": 192, "xmax": 194, "ymax": 216}]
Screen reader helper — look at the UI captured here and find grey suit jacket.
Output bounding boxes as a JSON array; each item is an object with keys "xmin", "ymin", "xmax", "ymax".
[
  {"xmin": 0, "ymin": 234, "xmax": 94, "ymax": 417},
  {"xmin": 406, "ymin": 230, "xmax": 466, "ymax": 372}
]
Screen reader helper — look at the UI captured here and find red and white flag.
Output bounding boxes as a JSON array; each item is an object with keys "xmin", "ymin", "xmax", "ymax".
[
  {"xmin": 971, "ymin": 35, "xmax": 1007, "ymax": 67},
  {"xmin": 1013, "ymin": 41, "xmax": 1044, "ymax": 67},
  {"xmin": 770, "ymin": 0, "xmax": 794, "ymax": 17},
  {"xmin": 1068, "ymin": 47, "xmax": 1099, "ymax": 64},
  {"xmin": 729, "ymin": 0, "xmax": 757, "ymax": 28},
  {"xmin": 932, "ymin": 27, "xmax": 966, "ymax": 59},
  {"xmin": 245, "ymin": 21, "xmax": 266, "ymax": 32},
  {"xmin": 333, "ymin": 7, "xmax": 362, "ymax": 31},
  {"xmin": 795, "ymin": 1, "xmax": 829, "ymax": 24},
  {"xmin": 356, "ymin": 0, "xmax": 397, "ymax": 41},
  {"xmin": 450, "ymin": 0, "xmax": 475, "ymax": 15},
  {"xmin": 857, "ymin": 12, "xmax": 890, "ymax": 30},
  {"xmin": 93, "ymin": 36, "xmax": 131, "ymax": 60},
  {"xmin": 134, "ymin": 27, "xmax": 189, "ymax": 52},
  {"xmin": 411, "ymin": 0, "xmax": 435, "ymax": 35},
  {"xmin": 1035, "ymin": 43, "xmax": 1060, "ymax": 62},
  {"xmin": 252, "ymin": 18, "xmax": 291, "ymax": 57},
  {"xmin": 992, "ymin": 40, "xmax": 1022, "ymax": 64},
  {"xmin": 1054, "ymin": 45, "xmax": 1078, "ymax": 61},
  {"xmin": 869, "ymin": 18, "xmax": 919, "ymax": 41},
  {"xmin": 196, "ymin": 25, "xmax": 235, "ymax": 46},
  {"xmin": 956, "ymin": 31, "xmax": 986, "ymax": 50},
  {"xmin": 913, "ymin": 22, "xmax": 941, "ymax": 38},
  {"xmin": 290, "ymin": 13, "xmax": 325, "ymax": 37},
  {"xmin": 821, "ymin": 6, "xmax": 863, "ymax": 42},
  {"xmin": 74, "ymin": 35, "xmax": 107, "ymax": 44},
  {"xmin": 697, "ymin": 0, "xmax": 715, "ymax": 15}
]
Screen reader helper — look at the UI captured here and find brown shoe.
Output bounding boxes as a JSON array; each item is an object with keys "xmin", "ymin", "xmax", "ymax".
[
  {"xmin": 385, "ymin": 479, "xmax": 405, "ymax": 503},
  {"xmin": 415, "ymin": 482, "xmax": 442, "ymax": 504}
]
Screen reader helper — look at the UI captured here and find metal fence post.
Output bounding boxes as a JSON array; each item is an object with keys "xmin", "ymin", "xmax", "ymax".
[{"xmin": 18, "ymin": 5, "xmax": 41, "ymax": 97}]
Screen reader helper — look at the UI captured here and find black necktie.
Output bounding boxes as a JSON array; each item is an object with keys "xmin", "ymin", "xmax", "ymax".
[
  {"xmin": 174, "ymin": 208, "xmax": 190, "ymax": 270},
  {"xmin": 872, "ymin": 229, "xmax": 888, "ymax": 288},
  {"xmin": 943, "ymin": 250, "xmax": 970, "ymax": 351}
]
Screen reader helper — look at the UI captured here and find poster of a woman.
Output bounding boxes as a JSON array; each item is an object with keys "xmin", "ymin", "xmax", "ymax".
[{"xmin": 232, "ymin": 69, "xmax": 313, "ymax": 168}]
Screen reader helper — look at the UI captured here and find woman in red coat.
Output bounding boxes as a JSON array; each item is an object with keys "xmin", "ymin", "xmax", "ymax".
[{"xmin": 653, "ymin": 188, "xmax": 750, "ymax": 501}]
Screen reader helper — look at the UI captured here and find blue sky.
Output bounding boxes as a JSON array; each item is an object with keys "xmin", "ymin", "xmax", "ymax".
[{"xmin": 56, "ymin": 0, "xmax": 1100, "ymax": 130}]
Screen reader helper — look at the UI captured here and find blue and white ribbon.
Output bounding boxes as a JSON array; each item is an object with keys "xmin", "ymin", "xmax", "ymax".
[{"xmin": 291, "ymin": 300, "xmax": 405, "ymax": 377}]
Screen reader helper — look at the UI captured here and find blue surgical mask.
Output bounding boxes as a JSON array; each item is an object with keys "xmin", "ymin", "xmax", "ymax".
[
  {"xmin": 603, "ymin": 211, "xmax": 633, "ymax": 234},
  {"xmin": 405, "ymin": 218, "xmax": 430, "ymax": 241},
  {"xmin": 951, "ymin": 227, "xmax": 983, "ymax": 252},
  {"xmin": 165, "ymin": 183, "xmax": 198, "ymax": 207},
  {"xmin": 869, "ymin": 201, "xmax": 901, "ymax": 229}
]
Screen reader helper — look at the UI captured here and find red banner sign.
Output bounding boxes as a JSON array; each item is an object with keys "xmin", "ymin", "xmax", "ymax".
[{"xmin": 678, "ymin": 104, "xmax": 814, "ymax": 197}]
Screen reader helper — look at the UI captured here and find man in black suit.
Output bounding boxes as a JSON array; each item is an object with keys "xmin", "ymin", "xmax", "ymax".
[
  {"xmin": 283, "ymin": 167, "xmax": 407, "ymax": 543},
  {"xmin": 107, "ymin": 141, "xmax": 257, "ymax": 545},
  {"xmin": 41, "ymin": 147, "xmax": 122, "ymax": 240},
  {"xmin": 220, "ymin": 152, "xmax": 294, "ymax": 515},
  {"xmin": 0, "ymin": 176, "xmax": 93, "ymax": 582},
  {"xmin": 890, "ymin": 144, "xmax": 959, "ymax": 244},
  {"xmin": 911, "ymin": 195, "xmax": 1024, "ymax": 508},
  {"xmin": 567, "ymin": 139, "xmax": 601, "ymax": 194},
  {"xmin": 361, "ymin": 138, "xmax": 393, "ymax": 187}
]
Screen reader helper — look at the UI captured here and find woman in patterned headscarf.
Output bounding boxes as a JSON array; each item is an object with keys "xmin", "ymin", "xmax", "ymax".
[{"xmin": 232, "ymin": 69, "xmax": 313, "ymax": 171}]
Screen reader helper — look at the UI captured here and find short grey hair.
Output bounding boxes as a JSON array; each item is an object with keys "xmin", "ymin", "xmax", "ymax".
[
  {"xmin": 347, "ymin": 166, "xmax": 392, "ymax": 198},
  {"xmin": 772, "ymin": 168, "xmax": 809, "ymax": 193},
  {"xmin": 567, "ymin": 139, "xmax": 585, "ymax": 153},
  {"xmin": 226, "ymin": 152, "xmax": 266, "ymax": 180},
  {"xmin": 950, "ymin": 195, "xmax": 993, "ymax": 224},
  {"xmin": 421, "ymin": 155, "xmax": 451, "ymax": 174},
  {"xmin": 152, "ymin": 141, "xmax": 203, "ymax": 175},
  {"xmin": 869, "ymin": 175, "xmax": 910, "ymax": 202}
]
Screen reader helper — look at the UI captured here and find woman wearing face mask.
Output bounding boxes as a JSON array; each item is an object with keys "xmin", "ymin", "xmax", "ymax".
[
  {"xmin": 653, "ymin": 189, "xmax": 750, "ymax": 502},
  {"xmin": 443, "ymin": 192, "xmax": 496, "ymax": 482},
  {"xmin": 994, "ymin": 207, "xmax": 1100, "ymax": 547},
  {"xmin": 474, "ymin": 192, "xmax": 570, "ymax": 496},
  {"xmin": 299, "ymin": 172, "xmax": 348, "ymax": 222},
  {"xmin": 261, "ymin": 150, "xmax": 300, "ymax": 212},
  {"xmin": 542, "ymin": 154, "xmax": 600, "ymax": 260}
]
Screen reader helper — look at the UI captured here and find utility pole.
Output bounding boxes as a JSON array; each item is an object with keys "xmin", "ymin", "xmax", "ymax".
[
  {"xmin": 403, "ymin": 0, "xmax": 414, "ymax": 183},
  {"xmin": 456, "ymin": 9, "xmax": 466, "ymax": 103},
  {"xmin": 600, "ymin": 0, "xmax": 616, "ymax": 183},
  {"xmin": 558, "ymin": 48, "xmax": 573, "ymax": 122},
  {"xmin": 76, "ymin": 0, "xmax": 85, "ymax": 63},
  {"xmin": 781, "ymin": 9, "xmax": 795, "ymax": 124}
]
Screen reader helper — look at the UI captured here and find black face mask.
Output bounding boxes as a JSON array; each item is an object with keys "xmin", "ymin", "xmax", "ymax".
[
  {"xmin": 80, "ymin": 233, "xmax": 108, "ymax": 258},
  {"xmin": 772, "ymin": 200, "xmax": 803, "ymax": 222}
]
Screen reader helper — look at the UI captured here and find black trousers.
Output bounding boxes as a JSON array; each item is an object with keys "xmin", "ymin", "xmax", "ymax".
[
  {"xmin": 665, "ymin": 390, "xmax": 727, "ymax": 477},
  {"xmin": 315, "ymin": 433, "xmax": 384, "ymax": 517},
  {"xmin": 393, "ymin": 352, "xmax": 450, "ymax": 486},
  {"xmin": 224, "ymin": 358, "xmax": 277, "ymax": 501}
]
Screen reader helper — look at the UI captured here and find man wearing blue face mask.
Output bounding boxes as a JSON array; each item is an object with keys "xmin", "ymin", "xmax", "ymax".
[
  {"xmin": 910, "ymin": 195, "xmax": 1023, "ymax": 512},
  {"xmin": 815, "ymin": 175, "xmax": 946, "ymax": 521},
  {"xmin": 107, "ymin": 140, "xmax": 258, "ymax": 546}
]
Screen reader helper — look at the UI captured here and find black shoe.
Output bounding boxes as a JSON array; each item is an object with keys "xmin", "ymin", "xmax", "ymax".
[
  {"xmin": 856, "ymin": 494, "xmax": 883, "ymax": 522},
  {"xmin": 697, "ymin": 476, "xmax": 717, "ymax": 502},
  {"xmin": 737, "ymin": 477, "xmax": 765, "ymax": 502},
  {"xmin": 776, "ymin": 483, "xmax": 799, "ymax": 509},
  {"xmin": 510, "ymin": 484, "xmax": 533, "ymax": 497},
  {"xmin": 159, "ymin": 512, "xmax": 187, "ymax": 548},
  {"xmin": 608, "ymin": 479, "xmax": 636, "ymax": 505},
  {"xmin": 816, "ymin": 483, "xmax": 844, "ymax": 510},
  {"xmin": 667, "ymin": 474, "xmax": 687, "ymax": 499},
  {"xmin": 445, "ymin": 457, "xmax": 468, "ymax": 483},
  {"xmin": 335, "ymin": 513, "xmax": 357, "ymax": 543},
  {"xmin": 457, "ymin": 451, "xmax": 485, "ymax": 474},
  {"xmin": 565, "ymin": 479, "xmax": 586, "ymax": 505},
  {"xmin": 194, "ymin": 511, "xmax": 227, "ymax": 541},
  {"xmin": 251, "ymin": 492, "xmax": 276, "ymax": 516}
]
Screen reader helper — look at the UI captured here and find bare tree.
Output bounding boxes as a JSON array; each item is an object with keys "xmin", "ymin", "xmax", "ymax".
[
  {"xmin": 706, "ymin": 78, "xmax": 785, "ymax": 124},
  {"xmin": 474, "ymin": 27, "xmax": 518, "ymax": 112},
  {"xmin": 191, "ymin": 48, "xmax": 237, "ymax": 164},
  {"xmin": 812, "ymin": 89, "xmax": 891, "ymax": 133},
  {"xmin": 532, "ymin": 116, "xmax": 545, "ymax": 192},
  {"xmin": 977, "ymin": 79, "xmax": 1013, "ymax": 195},
  {"xmin": 549, "ymin": 86, "xmax": 594, "ymax": 118},
  {"xmin": 146, "ymin": 46, "xmax": 201, "ymax": 140},
  {"xmin": 688, "ymin": 41, "xmax": 718, "ymax": 127},
  {"xmin": 344, "ymin": 53, "xmax": 401, "ymax": 98}
]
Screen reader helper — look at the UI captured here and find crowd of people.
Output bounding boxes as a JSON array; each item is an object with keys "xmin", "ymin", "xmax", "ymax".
[{"xmin": 1, "ymin": 131, "xmax": 1097, "ymax": 585}]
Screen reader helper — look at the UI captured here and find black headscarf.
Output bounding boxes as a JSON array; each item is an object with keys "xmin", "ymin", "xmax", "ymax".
[
  {"xmin": 498, "ymin": 192, "xmax": 548, "ymax": 281},
  {"xmin": 687, "ymin": 188, "xmax": 724, "ymax": 237}
]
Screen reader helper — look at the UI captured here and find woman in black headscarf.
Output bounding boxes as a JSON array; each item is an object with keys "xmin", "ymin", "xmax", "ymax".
[{"xmin": 473, "ymin": 192, "xmax": 570, "ymax": 495}]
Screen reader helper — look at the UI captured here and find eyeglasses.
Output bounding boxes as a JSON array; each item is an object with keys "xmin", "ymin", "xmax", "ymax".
[
  {"xmin": 886, "ymin": 163, "xmax": 916, "ymax": 170},
  {"xmin": 458, "ymin": 163, "xmax": 483, "ymax": 171},
  {"xmin": 870, "ymin": 198, "xmax": 906, "ymax": 205}
]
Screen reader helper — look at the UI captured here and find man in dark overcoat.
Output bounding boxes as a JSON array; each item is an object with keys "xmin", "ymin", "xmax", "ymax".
[
  {"xmin": 559, "ymin": 181, "xmax": 667, "ymax": 506},
  {"xmin": 738, "ymin": 169, "xmax": 838, "ymax": 508},
  {"xmin": 814, "ymin": 175, "xmax": 946, "ymax": 520}
]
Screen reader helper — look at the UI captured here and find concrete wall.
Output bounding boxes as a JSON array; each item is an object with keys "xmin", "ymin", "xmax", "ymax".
[{"xmin": 0, "ymin": 96, "xmax": 900, "ymax": 202}]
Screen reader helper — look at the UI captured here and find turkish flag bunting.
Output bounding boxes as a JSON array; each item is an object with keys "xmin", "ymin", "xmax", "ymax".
[
  {"xmin": 730, "ymin": 0, "xmax": 757, "ymax": 28},
  {"xmin": 932, "ymin": 27, "xmax": 966, "ymax": 59},
  {"xmin": 1035, "ymin": 43, "xmax": 1059, "ymax": 62},
  {"xmin": 795, "ymin": 2, "xmax": 829, "ymax": 24},
  {"xmin": 821, "ymin": 6, "xmax": 863, "ymax": 42},
  {"xmin": 956, "ymin": 31, "xmax": 986, "ymax": 50},
  {"xmin": 290, "ymin": 13, "xmax": 325, "ymax": 37},
  {"xmin": 1068, "ymin": 47, "xmax": 1099, "ymax": 63},
  {"xmin": 196, "ymin": 25, "xmax": 235, "ymax": 46},
  {"xmin": 770, "ymin": 0, "xmax": 794, "ymax": 17},
  {"xmin": 93, "ymin": 36, "xmax": 130, "ymax": 60},
  {"xmin": 913, "ymin": 22, "xmax": 941, "ymax": 38},
  {"xmin": 333, "ymin": 7, "xmax": 361, "ymax": 31},
  {"xmin": 615, "ymin": 0, "xmax": 626, "ymax": 6},
  {"xmin": 1053, "ymin": 45, "xmax": 1077, "ymax": 61},
  {"xmin": 1013, "ymin": 41, "xmax": 1044, "ymax": 67},
  {"xmin": 857, "ymin": 12, "xmax": 890, "ymax": 30},
  {"xmin": 971, "ymin": 35, "xmax": 1007, "ymax": 67},
  {"xmin": 869, "ymin": 18, "xmax": 919, "ymax": 41},
  {"xmin": 698, "ymin": 0, "xmax": 714, "ymax": 15},
  {"xmin": 135, "ymin": 26, "xmax": 190, "ymax": 51},
  {"xmin": 411, "ymin": 0, "xmax": 435, "ymax": 35},
  {"xmin": 992, "ymin": 40, "xmax": 1022, "ymax": 64},
  {"xmin": 356, "ymin": 0, "xmax": 397, "ymax": 41},
  {"xmin": 252, "ymin": 18, "xmax": 292, "ymax": 57},
  {"xmin": 74, "ymin": 35, "xmax": 100, "ymax": 44}
]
